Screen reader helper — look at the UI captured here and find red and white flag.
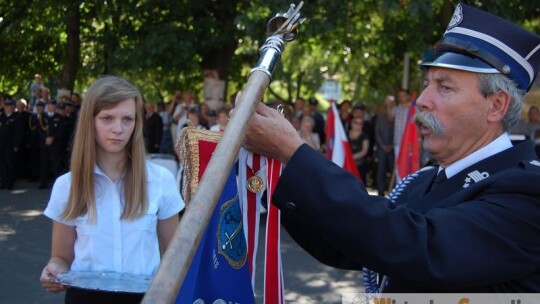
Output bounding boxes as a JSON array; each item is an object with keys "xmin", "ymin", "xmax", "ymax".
[{"xmin": 325, "ymin": 101, "xmax": 362, "ymax": 179}]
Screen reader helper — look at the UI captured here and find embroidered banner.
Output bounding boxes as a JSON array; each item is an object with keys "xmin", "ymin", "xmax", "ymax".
[{"xmin": 175, "ymin": 128, "xmax": 255, "ymax": 304}]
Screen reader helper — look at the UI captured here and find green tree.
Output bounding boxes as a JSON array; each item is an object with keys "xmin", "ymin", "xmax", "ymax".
[{"xmin": 1, "ymin": 0, "xmax": 538, "ymax": 106}]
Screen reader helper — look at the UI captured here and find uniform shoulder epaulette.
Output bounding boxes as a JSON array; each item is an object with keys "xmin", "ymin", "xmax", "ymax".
[{"xmin": 520, "ymin": 160, "xmax": 540, "ymax": 171}]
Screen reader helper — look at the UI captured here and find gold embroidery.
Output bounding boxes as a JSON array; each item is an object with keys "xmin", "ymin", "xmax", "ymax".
[
  {"xmin": 37, "ymin": 115, "xmax": 48, "ymax": 131},
  {"xmin": 175, "ymin": 128, "xmax": 222, "ymax": 205},
  {"xmin": 29, "ymin": 115, "xmax": 37, "ymax": 131}
]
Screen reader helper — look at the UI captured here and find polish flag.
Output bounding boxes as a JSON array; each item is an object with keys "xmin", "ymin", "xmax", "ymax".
[{"xmin": 325, "ymin": 101, "xmax": 362, "ymax": 179}]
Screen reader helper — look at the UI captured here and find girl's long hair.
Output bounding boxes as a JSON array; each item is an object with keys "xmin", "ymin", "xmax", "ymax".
[{"xmin": 61, "ymin": 76, "xmax": 148, "ymax": 222}]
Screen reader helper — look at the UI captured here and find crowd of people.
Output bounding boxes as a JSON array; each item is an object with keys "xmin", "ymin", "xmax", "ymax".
[
  {"xmin": 2, "ymin": 73, "xmax": 538, "ymax": 194},
  {"xmin": 145, "ymin": 89, "xmax": 386, "ymax": 182},
  {"xmin": 267, "ymin": 91, "xmax": 417, "ymax": 196},
  {"xmin": 0, "ymin": 77, "xmax": 237, "ymax": 190},
  {"xmin": 0, "ymin": 76, "xmax": 81, "ymax": 190}
]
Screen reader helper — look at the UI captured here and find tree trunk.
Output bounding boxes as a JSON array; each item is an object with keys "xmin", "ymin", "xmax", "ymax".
[
  {"xmin": 440, "ymin": 0, "xmax": 454, "ymax": 27},
  {"xmin": 198, "ymin": 0, "xmax": 241, "ymax": 107},
  {"xmin": 59, "ymin": 1, "xmax": 81, "ymax": 92},
  {"xmin": 201, "ymin": 43, "xmax": 235, "ymax": 109}
]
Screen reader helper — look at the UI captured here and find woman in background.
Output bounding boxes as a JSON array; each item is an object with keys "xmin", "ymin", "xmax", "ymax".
[{"xmin": 298, "ymin": 115, "xmax": 320, "ymax": 151}]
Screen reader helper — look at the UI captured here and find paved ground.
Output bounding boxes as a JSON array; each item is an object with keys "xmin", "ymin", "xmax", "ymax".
[{"xmin": 0, "ymin": 180, "xmax": 364, "ymax": 304}]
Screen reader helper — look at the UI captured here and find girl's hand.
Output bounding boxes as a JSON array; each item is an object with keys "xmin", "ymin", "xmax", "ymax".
[{"xmin": 40, "ymin": 261, "xmax": 68, "ymax": 293}]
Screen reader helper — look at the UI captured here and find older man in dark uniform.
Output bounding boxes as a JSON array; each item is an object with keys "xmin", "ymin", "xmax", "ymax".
[
  {"xmin": 35, "ymin": 100, "xmax": 50, "ymax": 189},
  {"xmin": 29, "ymin": 101, "xmax": 47, "ymax": 183},
  {"xmin": 244, "ymin": 3, "xmax": 540, "ymax": 293},
  {"xmin": 38, "ymin": 99, "xmax": 64, "ymax": 188},
  {"xmin": 15, "ymin": 99, "xmax": 33, "ymax": 180},
  {"xmin": 0, "ymin": 99, "xmax": 24, "ymax": 189},
  {"xmin": 46, "ymin": 99, "xmax": 65, "ymax": 181}
]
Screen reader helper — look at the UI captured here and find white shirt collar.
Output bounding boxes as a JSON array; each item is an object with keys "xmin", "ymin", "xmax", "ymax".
[
  {"xmin": 93, "ymin": 164, "xmax": 126, "ymax": 183},
  {"xmin": 443, "ymin": 132, "xmax": 512, "ymax": 178},
  {"xmin": 93, "ymin": 162, "xmax": 154, "ymax": 182}
]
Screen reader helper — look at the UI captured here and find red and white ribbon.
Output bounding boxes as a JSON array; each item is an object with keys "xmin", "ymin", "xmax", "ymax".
[
  {"xmin": 264, "ymin": 157, "xmax": 284, "ymax": 304},
  {"xmin": 239, "ymin": 149, "xmax": 284, "ymax": 303},
  {"xmin": 239, "ymin": 149, "xmax": 264, "ymax": 287}
]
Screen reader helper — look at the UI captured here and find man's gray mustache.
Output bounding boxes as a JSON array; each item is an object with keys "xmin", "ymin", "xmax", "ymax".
[{"xmin": 414, "ymin": 111, "xmax": 445, "ymax": 135}]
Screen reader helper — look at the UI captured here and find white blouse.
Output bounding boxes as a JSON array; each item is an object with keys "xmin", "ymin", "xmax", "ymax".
[{"xmin": 44, "ymin": 161, "xmax": 184, "ymax": 276}]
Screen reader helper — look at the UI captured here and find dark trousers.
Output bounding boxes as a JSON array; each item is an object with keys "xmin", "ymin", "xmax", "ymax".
[
  {"xmin": 39, "ymin": 144, "xmax": 51, "ymax": 187},
  {"xmin": 16, "ymin": 145, "xmax": 30, "ymax": 179},
  {"xmin": 356, "ymin": 161, "xmax": 368, "ymax": 183},
  {"xmin": 51, "ymin": 142, "xmax": 65, "ymax": 177},
  {"xmin": 29, "ymin": 146, "xmax": 40, "ymax": 181},
  {"xmin": 0, "ymin": 147, "xmax": 17, "ymax": 188},
  {"xmin": 65, "ymin": 288, "xmax": 144, "ymax": 304},
  {"xmin": 376, "ymin": 148, "xmax": 394, "ymax": 196}
]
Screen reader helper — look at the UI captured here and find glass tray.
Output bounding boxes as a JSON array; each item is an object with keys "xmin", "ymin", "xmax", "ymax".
[{"xmin": 56, "ymin": 271, "xmax": 152, "ymax": 293}]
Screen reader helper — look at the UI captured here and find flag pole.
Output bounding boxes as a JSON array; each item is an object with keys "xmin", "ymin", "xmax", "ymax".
[{"xmin": 141, "ymin": 4, "xmax": 305, "ymax": 303}]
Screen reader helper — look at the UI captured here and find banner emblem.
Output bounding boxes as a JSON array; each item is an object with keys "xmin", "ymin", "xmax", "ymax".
[{"xmin": 217, "ymin": 196, "xmax": 247, "ymax": 269}]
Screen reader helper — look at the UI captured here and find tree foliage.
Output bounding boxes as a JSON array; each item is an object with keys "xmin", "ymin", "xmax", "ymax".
[{"xmin": 0, "ymin": 0, "xmax": 538, "ymax": 106}]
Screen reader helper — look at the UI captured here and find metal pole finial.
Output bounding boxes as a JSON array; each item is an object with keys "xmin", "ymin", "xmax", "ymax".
[{"xmin": 251, "ymin": 2, "xmax": 306, "ymax": 79}]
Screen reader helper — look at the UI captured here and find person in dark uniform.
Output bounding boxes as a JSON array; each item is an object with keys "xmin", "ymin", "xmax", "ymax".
[
  {"xmin": 37, "ymin": 99, "xmax": 63, "ymax": 189},
  {"xmin": 244, "ymin": 3, "xmax": 540, "ymax": 293},
  {"xmin": 37, "ymin": 100, "xmax": 51, "ymax": 189},
  {"xmin": 29, "ymin": 101, "xmax": 47, "ymax": 183},
  {"xmin": 0, "ymin": 99, "xmax": 24, "ymax": 189},
  {"xmin": 62, "ymin": 101, "xmax": 78, "ymax": 171},
  {"xmin": 45, "ymin": 99, "xmax": 65, "ymax": 183},
  {"xmin": 15, "ymin": 99, "xmax": 33, "ymax": 180},
  {"xmin": 143, "ymin": 102, "xmax": 163, "ymax": 154}
]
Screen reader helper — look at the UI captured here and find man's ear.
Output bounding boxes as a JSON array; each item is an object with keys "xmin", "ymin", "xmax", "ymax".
[{"xmin": 487, "ymin": 90, "xmax": 510, "ymax": 123}]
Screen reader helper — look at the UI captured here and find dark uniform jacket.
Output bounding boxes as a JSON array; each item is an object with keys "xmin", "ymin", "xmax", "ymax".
[
  {"xmin": 0, "ymin": 111, "xmax": 24, "ymax": 188},
  {"xmin": 272, "ymin": 141, "xmax": 540, "ymax": 292},
  {"xmin": 143, "ymin": 112, "xmax": 163, "ymax": 154},
  {"xmin": 30, "ymin": 113, "xmax": 49, "ymax": 146},
  {"xmin": 17, "ymin": 111, "xmax": 33, "ymax": 148},
  {"xmin": 63, "ymin": 113, "xmax": 77, "ymax": 148},
  {"xmin": 0, "ymin": 111, "xmax": 23, "ymax": 150},
  {"xmin": 46, "ymin": 113, "xmax": 64, "ymax": 144}
]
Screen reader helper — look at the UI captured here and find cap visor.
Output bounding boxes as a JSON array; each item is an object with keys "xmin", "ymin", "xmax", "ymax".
[{"xmin": 421, "ymin": 52, "xmax": 499, "ymax": 74}]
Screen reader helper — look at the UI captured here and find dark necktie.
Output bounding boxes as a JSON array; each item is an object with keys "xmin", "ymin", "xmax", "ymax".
[{"xmin": 430, "ymin": 169, "xmax": 447, "ymax": 191}]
